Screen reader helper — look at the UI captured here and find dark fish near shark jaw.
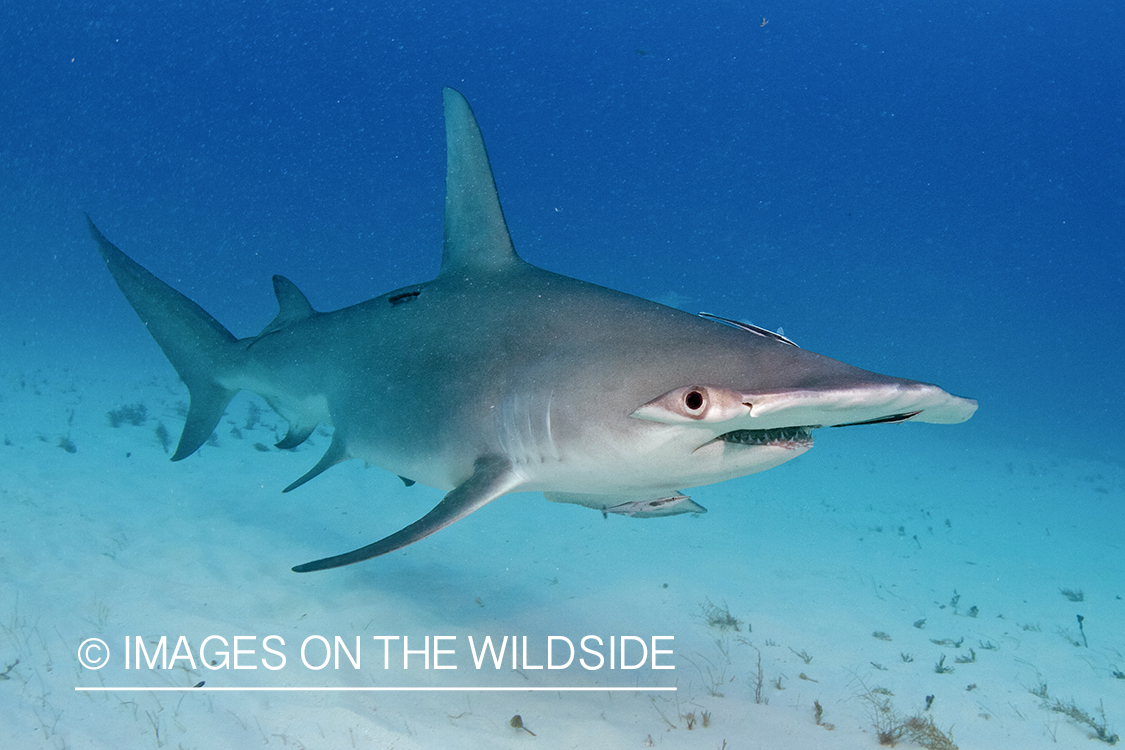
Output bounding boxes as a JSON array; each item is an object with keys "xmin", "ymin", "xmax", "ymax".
[
  {"xmin": 88, "ymin": 88, "xmax": 977, "ymax": 572},
  {"xmin": 719, "ymin": 425, "xmax": 815, "ymax": 449}
]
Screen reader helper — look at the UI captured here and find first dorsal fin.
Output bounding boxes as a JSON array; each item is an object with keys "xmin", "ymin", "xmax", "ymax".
[{"xmin": 440, "ymin": 88, "xmax": 521, "ymax": 278}]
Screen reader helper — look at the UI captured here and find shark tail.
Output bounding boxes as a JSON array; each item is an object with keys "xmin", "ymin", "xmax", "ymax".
[{"xmin": 88, "ymin": 216, "xmax": 241, "ymax": 460}]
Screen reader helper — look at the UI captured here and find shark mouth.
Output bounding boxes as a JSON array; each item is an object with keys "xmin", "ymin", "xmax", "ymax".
[{"xmin": 719, "ymin": 425, "xmax": 815, "ymax": 449}]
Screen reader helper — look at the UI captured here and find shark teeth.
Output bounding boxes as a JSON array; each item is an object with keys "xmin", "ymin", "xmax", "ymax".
[{"xmin": 719, "ymin": 425, "xmax": 815, "ymax": 448}]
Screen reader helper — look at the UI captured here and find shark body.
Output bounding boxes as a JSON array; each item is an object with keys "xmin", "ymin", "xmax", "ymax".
[{"xmin": 89, "ymin": 89, "xmax": 976, "ymax": 572}]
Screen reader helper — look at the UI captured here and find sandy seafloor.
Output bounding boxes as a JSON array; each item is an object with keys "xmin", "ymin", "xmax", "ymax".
[{"xmin": 1, "ymin": 353, "xmax": 1121, "ymax": 750}]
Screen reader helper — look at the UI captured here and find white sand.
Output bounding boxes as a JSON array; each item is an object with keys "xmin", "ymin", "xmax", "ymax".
[{"xmin": 1, "ymin": 360, "xmax": 1121, "ymax": 749}]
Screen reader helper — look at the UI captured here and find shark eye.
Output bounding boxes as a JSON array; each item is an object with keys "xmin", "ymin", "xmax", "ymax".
[
  {"xmin": 683, "ymin": 388, "xmax": 707, "ymax": 416},
  {"xmin": 630, "ymin": 385, "xmax": 751, "ymax": 425}
]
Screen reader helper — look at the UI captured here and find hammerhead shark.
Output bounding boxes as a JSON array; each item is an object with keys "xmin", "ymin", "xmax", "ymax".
[{"xmin": 88, "ymin": 88, "xmax": 976, "ymax": 572}]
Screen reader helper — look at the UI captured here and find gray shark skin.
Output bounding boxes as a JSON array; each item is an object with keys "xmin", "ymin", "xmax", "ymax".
[{"xmin": 88, "ymin": 88, "xmax": 977, "ymax": 572}]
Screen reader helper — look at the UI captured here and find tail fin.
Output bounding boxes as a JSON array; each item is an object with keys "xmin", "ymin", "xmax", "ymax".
[{"xmin": 87, "ymin": 216, "xmax": 241, "ymax": 460}]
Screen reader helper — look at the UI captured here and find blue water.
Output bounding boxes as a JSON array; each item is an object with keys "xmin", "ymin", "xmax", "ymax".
[{"xmin": 4, "ymin": 2, "xmax": 1122, "ymax": 463}]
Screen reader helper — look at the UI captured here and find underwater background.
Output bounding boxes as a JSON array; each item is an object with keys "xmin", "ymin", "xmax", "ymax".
[{"xmin": 2, "ymin": 2, "xmax": 1122, "ymax": 749}]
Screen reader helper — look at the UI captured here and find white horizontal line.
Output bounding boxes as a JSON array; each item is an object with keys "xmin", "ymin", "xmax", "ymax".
[{"xmin": 75, "ymin": 686, "xmax": 676, "ymax": 692}]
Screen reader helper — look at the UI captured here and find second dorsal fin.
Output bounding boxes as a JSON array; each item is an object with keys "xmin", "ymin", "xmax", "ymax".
[{"xmin": 257, "ymin": 275, "xmax": 316, "ymax": 338}]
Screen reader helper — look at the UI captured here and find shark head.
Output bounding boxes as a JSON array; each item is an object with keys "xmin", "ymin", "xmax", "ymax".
[
  {"xmin": 488, "ymin": 293, "xmax": 974, "ymax": 502},
  {"xmin": 89, "ymin": 88, "xmax": 976, "ymax": 572}
]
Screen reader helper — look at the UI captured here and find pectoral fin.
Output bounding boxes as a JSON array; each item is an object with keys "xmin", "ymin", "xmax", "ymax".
[{"xmin": 292, "ymin": 455, "xmax": 518, "ymax": 572}]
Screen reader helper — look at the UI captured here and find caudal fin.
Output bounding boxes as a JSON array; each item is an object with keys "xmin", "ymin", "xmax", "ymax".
[{"xmin": 87, "ymin": 216, "xmax": 241, "ymax": 460}]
